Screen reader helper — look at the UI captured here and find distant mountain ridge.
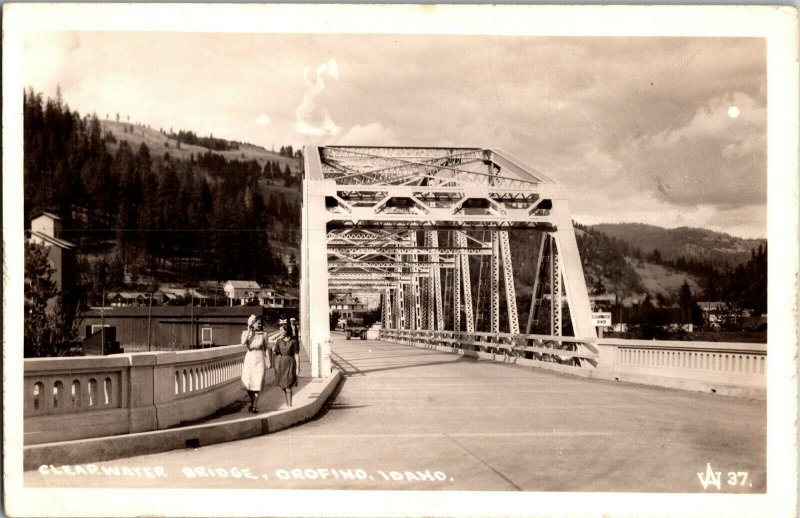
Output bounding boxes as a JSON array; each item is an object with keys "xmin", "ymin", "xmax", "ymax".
[{"xmin": 590, "ymin": 223, "xmax": 765, "ymax": 266}]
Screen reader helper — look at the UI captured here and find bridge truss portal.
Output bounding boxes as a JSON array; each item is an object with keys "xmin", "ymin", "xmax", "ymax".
[{"xmin": 301, "ymin": 146, "xmax": 595, "ymax": 377}]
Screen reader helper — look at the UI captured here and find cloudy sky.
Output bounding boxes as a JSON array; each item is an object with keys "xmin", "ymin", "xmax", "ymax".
[{"xmin": 23, "ymin": 31, "xmax": 766, "ymax": 238}]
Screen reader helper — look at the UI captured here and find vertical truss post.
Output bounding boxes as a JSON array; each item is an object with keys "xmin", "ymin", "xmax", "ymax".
[
  {"xmin": 425, "ymin": 231, "xmax": 435, "ymax": 331},
  {"xmin": 526, "ymin": 232, "xmax": 548, "ymax": 334},
  {"xmin": 425, "ymin": 274, "xmax": 433, "ymax": 331},
  {"xmin": 490, "ymin": 231, "xmax": 500, "ymax": 334},
  {"xmin": 457, "ymin": 231, "xmax": 475, "ymax": 333},
  {"xmin": 399, "ymin": 282, "xmax": 407, "ymax": 330},
  {"xmin": 407, "ymin": 286, "xmax": 415, "ymax": 330},
  {"xmin": 552, "ymin": 235, "xmax": 562, "ymax": 336},
  {"xmin": 430, "ymin": 231, "xmax": 444, "ymax": 331},
  {"xmin": 393, "ymin": 284, "xmax": 401, "ymax": 329},
  {"xmin": 453, "ymin": 232, "xmax": 462, "ymax": 333},
  {"xmin": 411, "ymin": 245, "xmax": 422, "ymax": 331},
  {"xmin": 382, "ymin": 288, "xmax": 391, "ymax": 329},
  {"xmin": 499, "ymin": 230, "xmax": 519, "ymax": 334},
  {"xmin": 397, "ymin": 252, "xmax": 407, "ymax": 330},
  {"xmin": 475, "ymin": 231, "xmax": 487, "ymax": 332},
  {"xmin": 411, "ymin": 262, "xmax": 422, "ymax": 329}
]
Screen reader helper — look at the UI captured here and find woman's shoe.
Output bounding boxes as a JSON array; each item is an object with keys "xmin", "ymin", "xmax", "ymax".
[
  {"xmin": 247, "ymin": 405, "xmax": 253, "ymax": 412},
  {"xmin": 251, "ymin": 407, "xmax": 259, "ymax": 414}
]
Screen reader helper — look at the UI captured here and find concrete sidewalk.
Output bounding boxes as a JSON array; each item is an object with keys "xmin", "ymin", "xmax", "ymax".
[{"xmin": 23, "ymin": 342, "xmax": 339, "ymax": 470}]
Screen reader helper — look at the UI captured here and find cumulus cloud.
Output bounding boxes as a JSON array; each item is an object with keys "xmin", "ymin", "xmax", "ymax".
[
  {"xmin": 335, "ymin": 122, "xmax": 397, "ymax": 146},
  {"xmin": 611, "ymin": 91, "xmax": 766, "ymax": 208},
  {"xmin": 295, "ymin": 58, "xmax": 342, "ymax": 137},
  {"xmin": 256, "ymin": 114, "xmax": 271, "ymax": 126}
]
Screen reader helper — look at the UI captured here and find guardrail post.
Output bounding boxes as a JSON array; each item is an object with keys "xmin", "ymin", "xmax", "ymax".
[
  {"xmin": 127, "ymin": 353, "xmax": 158, "ymax": 433},
  {"xmin": 594, "ymin": 342, "xmax": 617, "ymax": 374}
]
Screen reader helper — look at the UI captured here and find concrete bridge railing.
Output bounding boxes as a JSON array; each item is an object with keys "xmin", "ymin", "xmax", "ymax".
[
  {"xmin": 23, "ymin": 342, "xmax": 262, "ymax": 445},
  {"xmin": 593, "ymin": 338, "xmax": 765, "ymax": 398},
  {"xmin": 380, "ymin": 329, "xmax": 766, "ymax": 399}
]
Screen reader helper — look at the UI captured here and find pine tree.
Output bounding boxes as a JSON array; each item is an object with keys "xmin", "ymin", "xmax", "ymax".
[{"xmin": 25, "ymin": 241, "xmax": 57, "ymax": 357}]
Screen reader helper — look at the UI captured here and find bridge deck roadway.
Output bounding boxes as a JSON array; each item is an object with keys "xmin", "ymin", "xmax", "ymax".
[{"xmin": 25, "ymin": 335, "xmax": 765, "ymax": 492}]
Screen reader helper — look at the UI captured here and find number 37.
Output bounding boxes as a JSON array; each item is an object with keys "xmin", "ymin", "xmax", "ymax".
[{"xmin": 728, "ymin": 472, "xmax": 749, "ymax": 486}]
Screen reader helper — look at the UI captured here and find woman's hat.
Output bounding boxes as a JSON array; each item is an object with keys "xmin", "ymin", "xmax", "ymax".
[{"xmin": 247, "ymin": 314, "xmax": 258, "ymax": 327}]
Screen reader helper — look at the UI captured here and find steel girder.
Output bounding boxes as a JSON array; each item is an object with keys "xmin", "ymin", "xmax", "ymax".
[
  {"xmin": 499, "ymin": 231, "xmax": 520, "ymax": 335},
  {"xmin": 329, "ymin": 260, "xmax": 455, "ymax": 268},
  {"xmin": 453, "ymin": 233, "xmax": 462, "ymax": 332},
  {"xmin": 490, "ymin": 232, "xmax": 500, "ymax": 334},
  {"xmin": 430, "ymin": 231, "xmax": 444, "ymax": 331},
  {"xmin": 424, "ymin": 232, "xmax": 434, "ymax": 331},
  {"xmin": 456, "ymin": 232, "xmax": 475, "ymax": 332},
  {"xmin": 327, "ymin": 245, "xmax": 491, "ymax": 255},
  {"xmin": 552, "ymin": 236, "xmax": 562, "ymax": 335},
  {"xmin": 525, "ymin": 233, "xmax": 549, "ymax": 334}
]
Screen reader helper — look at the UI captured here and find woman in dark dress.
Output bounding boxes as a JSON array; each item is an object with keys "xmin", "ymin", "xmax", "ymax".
[{"xmin": 273, "ymin": 323, "xmax": 299, "ymax": 407}]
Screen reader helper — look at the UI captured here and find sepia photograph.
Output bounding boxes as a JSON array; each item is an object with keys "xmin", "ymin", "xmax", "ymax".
[{"xmin": 3, "ymin": 4, "xmax": 798, "ymax": 517}]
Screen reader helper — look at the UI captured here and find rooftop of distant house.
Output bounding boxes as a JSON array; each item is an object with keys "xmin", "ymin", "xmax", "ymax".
[
  {"xmin": 224, "ymin": 280, "xmax": 261, "ymax": 289},
  {"xmin": 33, "ymin": 211, "xmax": 61, "ymax": 221},
  {"xmin": 28, "ymin": 230, "xmax": 75, "ymax": 250}
]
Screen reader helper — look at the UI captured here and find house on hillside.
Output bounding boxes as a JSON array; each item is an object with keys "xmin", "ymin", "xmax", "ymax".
[
  {"xmin": 259, "ymin": 288, "xmax": 298, "ymax": 308},
  {"xmin": 80, "ymin": 306, "xmax": 265, "ymax": 352},
  {"xmin": 154, "ymin": 286, "xmax": 210, "ymax": 305},
  {"xmin": 330, "ymin": 293, "xmax": 367, "ymax": 318},
  {"xmin": 28, "ymin": 212, "xmax": 76, "ymax": 302},
  {"xmin": 224, "ymin": 280, "xmax": 261, "ymax": 306},
  {"xmin": 108, "ymin": 292, "xmax": 148, "ymax": 307}
]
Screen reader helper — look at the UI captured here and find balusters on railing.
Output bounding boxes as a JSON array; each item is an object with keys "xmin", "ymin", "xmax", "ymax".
[
  {"xmin": 71, "ymin": 380, "xmax": 80, "ymax": 408},
  {"xmin": 25, "ymin": 343, "xmax": 250, "ymax": 442},
  {"xmin": 88, "ymin": 378, "xmax": 98, "ymax": 407},
  {"xmin": 53, "ymin": 381, "xmax": 64, "ymax": 409},
  {"xmin": 168, "ymin": 355, "xmax": 246, "ymax": 400}
]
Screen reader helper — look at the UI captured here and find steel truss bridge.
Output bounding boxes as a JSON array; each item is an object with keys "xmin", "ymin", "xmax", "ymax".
[{"xmin": 301, "ymin": 146, "xmax": 595, "ymax": 377}]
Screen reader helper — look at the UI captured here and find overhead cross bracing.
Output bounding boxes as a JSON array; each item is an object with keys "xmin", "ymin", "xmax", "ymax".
[{"xmin": 301, "ymin": 146, "xmax": 595, "ymax": 378}]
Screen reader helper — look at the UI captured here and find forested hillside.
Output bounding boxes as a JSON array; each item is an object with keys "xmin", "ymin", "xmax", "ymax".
[
  {"xmin": 592, "ymin": 223, "xmax": 764, "ymax": 266},
  {"xmin": 23, "ymin": 88, "xmax": 301, "ymax": 309},
  {"xmin": 574, "ymin": 225, "xmax": 645, "ymax": 299}
]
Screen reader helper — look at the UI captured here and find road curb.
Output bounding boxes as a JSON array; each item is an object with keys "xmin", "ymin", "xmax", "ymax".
[{"xmin": 24, "ymin": 370, "xmax": 342, "ymax": 471}]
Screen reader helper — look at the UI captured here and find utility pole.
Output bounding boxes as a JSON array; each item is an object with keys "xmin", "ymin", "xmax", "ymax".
[
  {"xmin": 100, "ymin": 291, "xmax": 105, "ymax": 354},
  {"xmin": 190, "ymin": 289, "xmax": 195, "ymax": 349},
  {"xmin": 147, "ymin": 289, "xmax": 153, "ymax": 352}
]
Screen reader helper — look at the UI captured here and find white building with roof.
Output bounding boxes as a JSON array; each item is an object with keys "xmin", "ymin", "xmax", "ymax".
[
  {"xmin": 223, "ymin": 280, "xmax": 261, "ymax": 306},
  {"xmin": 28, "ymin": 212, "xmax": 76, "ymax": 297}
]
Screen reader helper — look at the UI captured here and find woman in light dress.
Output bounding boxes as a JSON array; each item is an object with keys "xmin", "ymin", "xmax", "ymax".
[{"xmin": 241, "ymin": 314, "xmax": 268, "ymax": 413}]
